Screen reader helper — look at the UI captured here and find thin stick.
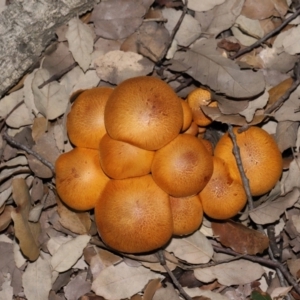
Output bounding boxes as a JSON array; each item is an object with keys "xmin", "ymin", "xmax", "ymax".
[
  {"xmin": 156, "ymin": 250, "xmax": 192, "ymax": 300},
  {"xmin": 231, "ymin": 7, "xmax": 300, "ymax": 59},
  {"xmin": 2, "ymin": 131, "xmax": 55, "ymax": 174}
]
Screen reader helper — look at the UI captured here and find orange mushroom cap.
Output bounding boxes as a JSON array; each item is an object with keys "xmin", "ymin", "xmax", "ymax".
[
  {"xmin": 180, "ymin": 99, "xmax": 193, "ymax": 132},
  {"xmin": 187, "ymin": 88, "xmax": 217, "ymax": 127},
  {"xmin": 200, "ymin": 156, "xmax": 247, "ymax": 220},
  {"xmin": 55, "ymin": 147, "xmax": 109, "ymax": 211},
  {"xmin": 104, "ymin": 76, "xmax": 183, "ymax": 150},
  {"xmin": 67, "ymin": 87, "xmax": 113, "ymax": 149},
  {"xmin": 151, "ymin": 134, "xmax": 214, "ymax": 197},
  {"xmin": 99, "ymin": 133, "xmax": 154, "ymax": 179},
  {"xmin": 95, "ymin": 175, "xmax": 173, "ymax": 253},
  {"xmin": 170, "ymin": 194, "xmax": 203, "ymax": 236},
  {"xmin": 214, "ymin": 126, "xmax": 283, "ymax": 196}
]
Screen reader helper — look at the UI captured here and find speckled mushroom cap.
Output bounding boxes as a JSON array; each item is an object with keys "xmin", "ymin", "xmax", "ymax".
[
  {"xmin": 67, "ymin": 87, "xmax": 113, "ymax": 149},
  {"xmin": 104, "ymin": 76, "xmax": 183, "ymax": 151},
  {"xmin": 95, "ymin": 175, "xmax": 173, "ymax": 253},
  {"xmin": 214, "ymin": 126, "xmax": 283, "ymax": 196},
  {"xmin": 151, "ymin": 134, "xmax": 214, "ymax": 197}
]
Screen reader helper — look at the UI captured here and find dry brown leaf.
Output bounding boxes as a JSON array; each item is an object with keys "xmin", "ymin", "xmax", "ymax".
[
  {"xmin": 268, "ymin": 77, "xmax": 293, "ymax": 106},
  {"xmin": 92, "ymin": 261, "xmax": 164, "ymax": 300},
  {"xmin": 121, "ymin": 21, "xmax": 170, "ymax": 62},
  {"xmin": 194, "ymin": 259, "xmax": 265, "ymax": 285},
  {"xmin": 66, "ymin": 18, "xmax": 94, "ymax": 71},
  {"xmin": 184, "ymin": 287, "xmax": 230, "ymax": 300},
  {"xmin": 152, "ymin": 282, "xmax": 181, "ymax": 300},
  {"xmin": 241, "ymin": 0, "xmax": 276, "ymax": 20},
  {"xmin": 91, "ymin": 0, "xmax": 154, "ymax": 39},
  {"xmin": 249, "ymin": 188, "xmax": 300, "ymax": 225},
  {"xmin": 172, "ymin": 38, "xmax": 265, "ymax": 98},
  {"xmin": 51, "ymin": 234, "xmax": 90, "ymax": 272},
  {"xmin": 42, "ymin": 42, "xmax": 75, "ymax": 78},
  {"xmin": 166, "ymin": 231, "xmax": 213, "ymax": 264},
  {"xmin": 188, "ymin": 0, "xmax": 225, "ymax": 12},
  {"xmin": 275, "ymin": 121, "xmax": 298, "ymax": 152},
  {"xmin": 0, "ymin": 205, "xmax": 13, "ymax": 231},
  {"xmin": 64, "ymin": 272, "xmax": 92, "ymax": 300},
  {"xmin": 94, "ymin": 50, "xmax": 154, "ymax": 84},
  {"xmin": 56, "ymin": 197, "xmax": 91, "ymax": 234},
  {"xmin": 143, "ymin": 278, "xmax": 162, "ymax": 300},
  {"xmin": 11, "ymin": 178, "xmax": 40, "ymax": 261},
  {"xmin": 211, "ymin": 220, "xmax": 269, "ymax": 255},
  {"xmin": 31, "ymin": 117, "xmax": 48, "ymax": 142},
  {"xmin": 23, "ymin": 256, "xmax": 52, "ymax": 300}
]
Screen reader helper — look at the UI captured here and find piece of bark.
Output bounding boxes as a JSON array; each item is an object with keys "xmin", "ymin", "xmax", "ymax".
[{"xmin": 0, "ymin": 0, "xmax": 98, "ymax": 97}]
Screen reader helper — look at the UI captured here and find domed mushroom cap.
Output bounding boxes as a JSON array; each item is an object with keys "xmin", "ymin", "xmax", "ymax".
[
  {"xmin": 67, "ymin": 87, "xmax": 114, "ymax": 149},
  {"xmin": 214, "ymin": 126, "xmax": 283, "ymax": 196},
  {"xmin": 95, "ymin": 175, "xmax": 173, "ymax": 253},
  {"xmin": 151, "ymin": 134, "xmax": 214, "ymax": 198},
  {"xmin": 200, "ymin": 156, "xmax": 247, "ymax": 220},
  {"xmin": 180, "ymin": 99, "xmax": 193, "ymax": 132},
  {"xmin": 170, "ymin": 194, "xmax": 203, "ymax": 236},
  {"xmin": 55, "ymin": 147, "xmax": 109, "ymax": 211},
  {"xmin": 99, "ymin": 133, "xmax": 155, "ymax": 179},
  {"xmin": 104, "ymin": 76, "xmax": 183, "ymax": 150}
]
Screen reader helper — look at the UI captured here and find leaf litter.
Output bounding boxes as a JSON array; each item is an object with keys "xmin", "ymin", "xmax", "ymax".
[{"xmin": 1, "ymin": 0, "xmax": 300, "ymax": 299}]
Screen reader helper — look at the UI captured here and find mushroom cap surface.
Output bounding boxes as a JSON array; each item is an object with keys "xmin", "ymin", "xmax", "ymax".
[
  {"xmin": 95, "ymin": 175, "xmax": 173, "ymax": 253},
  {"xmin": 151, "ymin": 134, "xmax": 213, "ymax": 197},
  {"xmin": 55, "ymin": 147, "xmax": 109, "ymax": 211},
  {"xmin": 67, "ymin": 87, "xmax": 113, "ymax": 149},
  {"xmin": 104, "ymin": 76, "xmax": 183, "ymax": 150},
  {"xmin": 214, "ymin": 126, "xmax": 283, "ymax": 196}
]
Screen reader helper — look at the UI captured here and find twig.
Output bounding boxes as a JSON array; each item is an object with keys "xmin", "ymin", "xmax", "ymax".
[
  {"xmin": 2, "ymin": 131, "xmax": 55, "ymax": 174},
  {"xmin": 231, "ymin": 6, "xmax": 300, "ymax": 59},
  {"xmin": 267, "ymin": 225, "xmax": 281, "ymax": 258},
  {"xmin": 213, "ymin": 245, "xmax": 300, "ymax": 295},
  {"xmin": 156, "ymin": 250, "xmax": 192, "ymax": 300},
  {"xmin": 227, "ymin": 124, "xmax": 254, "ymax": 210},
  {"xmin": 227, "ymin": 126, "xmax": 299, "ymax": 297}
]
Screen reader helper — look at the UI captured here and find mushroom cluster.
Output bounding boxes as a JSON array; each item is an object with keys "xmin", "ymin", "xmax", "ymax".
[{"xmin": 55, "ymin": 76, "xmax": 283, "ymax": 254}]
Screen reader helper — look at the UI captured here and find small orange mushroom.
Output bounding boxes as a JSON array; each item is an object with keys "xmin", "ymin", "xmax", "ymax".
[
  {"xmin": 200, "ymin": 156, "xmax": 247, "ymax": 220},
  {"xmin": 67, "ymin": 87, "xmax": 113, "ymax": 149},
  {"xmin": 55, "ymin": 147, "xmax": 109, "ymax": 211},
  {"xmin": 214, "ymin": 126, "xmax": 283, "ymax": 196},
  {"xmin": 170, "ymin": 194, "xmax": 203, "ymax": 236}
]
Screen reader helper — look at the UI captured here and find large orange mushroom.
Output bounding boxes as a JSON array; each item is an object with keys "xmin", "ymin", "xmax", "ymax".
[
  {"xmin": 104, "ymin": 76, "xmax": 183, "ymax": 151},
  {"xmin": 95, "ymin": 175, "xmax": 173, "ymax": 253}
]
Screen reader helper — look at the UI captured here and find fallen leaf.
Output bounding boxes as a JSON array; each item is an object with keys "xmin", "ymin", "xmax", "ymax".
[
  {"xmin": 152, "ymin": 282, "xmax": 181, "ymax": 300},
  {"xmin": 166, "ymin": 231, "xmax": 213, "ymax": 264},
  {"xmin": 91, "ymin": 0, "xmax": 154, "ymax": 39},
  {"xmin": 94, "ymin": 50, "xmax": 154, "ymax": 84},
  {"xmin": 92, "ymin": 261, "xmax": 164, "ymax": 300},
  {"xmin": 205, "ymin": 0, "xmax": 245, "ymax": 36},
  {"xmin": 66, "ymin": 18, "xmax": 94, "ymax": 71},
  {"xmin": 274, "ymin": 25, "xmax": 300, "ymax": 55},
  {"xmin": 51, "ymin": 234, "xmax": 90, "ymax": 272},
  {"xmin": 23, "ymin": 256, "xmax": 52, "ymax": 300},
  {"xmin": 0, "ymin": 89, "xmax": 24, "ymax": 120},
  {"xmin": 188, "ymin": 0, "xmax": 226, "ymax": 12},
  {"xmin": 268, "ymin": 77, "xmax": 293, "ymax": 106},
  {"xmin": 241, "ymin": 0, "xmax": 276, "ymax": 20},
  {"xmin": 143, "ymin": 278, "xmax": 162, "ymax": 300},
  {"xmin": 11, "ymin": 178, "xmax": 40, "ymax": 261},
  {"xmin": 56, "ymin": 197, "xmax": 91, "ymax": 235},
  {"xmin": 275, "ymin": 121, "xmax": 298, "ymax": 152},
  {"xmin": 0, "ymin": 205, "xmax": 13, "ymax": 231},
  {"xmin": 194, "ymin": 260, "xmax": 265, "ymax": 285},
  {"xmin": 162, "ymin": 7, "xmax": 201, "ymax": 46},
  {"xmin": 0, "ymin": 274, "xmax": 13, "ymax": 300},
  {"xmin": 270, "ymin": 286, "xmax": 293, "ymax": 299},
  {"xmin": 64, "ymin": 272, "xmax": 91, "ymax": 300},
  {"xmin": 211, "ymin": 220, "xmax": 269, "ymax": 255},
  {"xmin": 6, "ymin": 102, "xmax": 34, "ymax": 128},
  {"xmin": 172, "ymin": 38, "xmax": 265, "ymax": 98},
  {"xmin": 32, "ymin": 69, "xmax": 69, "ymax": 120},
  {"xmin": 184, "ymin": 287, "xmax": 230, "ymax": 300},
  {"xmin": 249, "ymin": 188, "xmax": 300, "ymax": 225},
  {"xmin": 281, "ymin": 157, "xmax": 300, "ymax": 193}
]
